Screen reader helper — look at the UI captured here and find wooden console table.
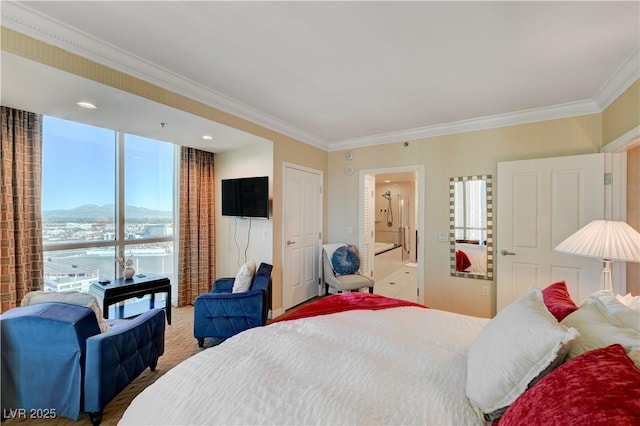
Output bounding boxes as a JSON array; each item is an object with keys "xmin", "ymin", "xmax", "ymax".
[{"xmin": 89, "ymin": 273, "xmax": 171, "ymax": 324}]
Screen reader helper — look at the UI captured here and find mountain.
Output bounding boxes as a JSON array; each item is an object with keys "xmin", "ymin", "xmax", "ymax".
[{"xmin": 43, "ymin": 204, "xmax": 172, "ymax": 222}]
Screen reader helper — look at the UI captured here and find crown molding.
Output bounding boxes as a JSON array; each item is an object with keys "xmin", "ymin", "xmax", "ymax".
[
  {"xmin": 3, "ymin": 2, "xmax": 638, "ymax": 154},
  {"xmin": 593, "ymin": 46, "xmax": 640, "ymax": 110},
  {"xmin": 328, "ymin": 99, "xmax": 600, "ymax": 151},
  {"xmin": 1, "ymin": 1, "xmax": 328, "ymax": 150}
]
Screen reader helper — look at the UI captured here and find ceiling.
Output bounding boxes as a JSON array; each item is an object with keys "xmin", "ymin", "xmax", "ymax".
[{"xmin": 1, "ymin": 1, "xmax": 639, "ymax": 152}]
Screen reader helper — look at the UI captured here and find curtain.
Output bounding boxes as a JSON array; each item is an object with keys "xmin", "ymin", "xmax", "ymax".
[
  {"xmin": 177, "ymin": 146, "xmax": 216, "ymax": 306},
  {"xmin": 1, "ymin": 107, "xmax": 43, "ymax": 313}
]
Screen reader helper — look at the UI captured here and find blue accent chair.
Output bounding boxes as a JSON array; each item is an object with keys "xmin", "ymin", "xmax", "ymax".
[
  {"xmin": 0, "ymin": 302, "xmax": 165, "ymax": 425},
  {"xmin": 194, "ymin": 262, "xmax": 273, "ymax": 347}
]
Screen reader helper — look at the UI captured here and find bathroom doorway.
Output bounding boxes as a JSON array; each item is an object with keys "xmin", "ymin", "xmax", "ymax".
[{"xmin": 359, "ymin": 166, "xmax": 424, "ymax": 303}]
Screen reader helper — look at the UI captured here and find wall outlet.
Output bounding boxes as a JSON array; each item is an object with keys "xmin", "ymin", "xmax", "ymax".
[
  {"xmin": 482, "ymin": 286, "xmax": 489, "ymax": 296},
  {"xmin": 438, "ymin": 232, "xmax": 448, "ymax": 242},
  {"xmin": 346, "ymin": 227, "xmax": 352, "ymax": 234}
]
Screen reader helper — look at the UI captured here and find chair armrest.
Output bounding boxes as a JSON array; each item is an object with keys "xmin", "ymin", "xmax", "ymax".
[
  {"xmin": 193, "ymin": 290, "xmax": 267, "ymax": 339},
  {"xmin": 211, "ymin": 278, "xmax": 234, "ymax": 293},
  {"xmin": 84, "ymin": 309, "xmax": 166, "ymax": 413}
]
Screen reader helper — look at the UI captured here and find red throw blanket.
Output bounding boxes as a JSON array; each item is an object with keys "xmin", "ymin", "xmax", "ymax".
[{"xmin": 273, "ymin": 292, "xmax": 427, "ymax": 323}]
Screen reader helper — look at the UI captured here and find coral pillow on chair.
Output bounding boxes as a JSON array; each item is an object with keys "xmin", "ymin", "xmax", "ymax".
[
  {"xmin": 500, "ymin": 344, "xmax": 640, "ymax": 426},
  {"xmin": 541, "ymin": 281, "xmax": 579, "ymax": 321}
]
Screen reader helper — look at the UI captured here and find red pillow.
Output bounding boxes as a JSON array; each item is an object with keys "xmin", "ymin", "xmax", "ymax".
[
  {"xmin": 500, "ymin": 344, "xmax": 640, "ymax": 426},
  {"xmin": 541, "ymin": 281, "xmax": 578, "ymax": 321}
]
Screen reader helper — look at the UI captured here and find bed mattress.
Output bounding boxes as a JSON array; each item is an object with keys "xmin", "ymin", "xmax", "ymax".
[{"xmin": 119, "ymin": 306, "xmax": 488, "ymax": 425}]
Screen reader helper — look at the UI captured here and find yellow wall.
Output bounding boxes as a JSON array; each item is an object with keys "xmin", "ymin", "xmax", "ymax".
[
  {"xmin": 2, "ymin": 27, "xmax": 328, "ymax": 313},
  {"xmin": 4, "ymin": 26, "xmax": 638, "ymax": 316},
  {"xmin": 602, "ymin": 79, "xmax": 639, "ymax": 295},
  {"xmin": 602, "ymin": 80, "xmax": 640, "ymax": 144},
  {"xmin": 627, "ymin": 145, "xmax": 640, "ymax": 295},
  {"xmin": 328, "ymin": 116, "xmax": 603, "ymax": 317}
]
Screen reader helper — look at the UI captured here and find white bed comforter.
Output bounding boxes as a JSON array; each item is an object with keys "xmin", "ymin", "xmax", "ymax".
[{"xmin": 119, "ymin": 307, "xmax": 488, "ymax": 425}]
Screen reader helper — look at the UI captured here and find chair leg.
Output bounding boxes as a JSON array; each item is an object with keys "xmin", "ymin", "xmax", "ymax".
[
  {"xmin": 90, "ymin": 411, "xmax": 103, "ymax": 426},
  {"xmin": 368, "ymin": 286, "xmax": 374, "ymax": 294}
]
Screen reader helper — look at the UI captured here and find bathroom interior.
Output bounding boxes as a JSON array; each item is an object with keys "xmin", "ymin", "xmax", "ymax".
[{"xmin": 373, "ymin": 172, "xmax": 418, "ymax": 302}]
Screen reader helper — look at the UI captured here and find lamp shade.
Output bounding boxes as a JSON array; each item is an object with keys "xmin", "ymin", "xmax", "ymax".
[{"xmin": 554, "ymin": 220, "xmax": 640, "ymax": 262}]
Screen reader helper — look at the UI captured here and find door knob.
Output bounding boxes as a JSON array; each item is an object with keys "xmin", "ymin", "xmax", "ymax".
[
  {"xmin": 287, "ymin": 240, "xmax": 296, "ymax": 245},
  {"xmin": 500, "ymin": 249, "xmax": 516, "ymax": 256}
]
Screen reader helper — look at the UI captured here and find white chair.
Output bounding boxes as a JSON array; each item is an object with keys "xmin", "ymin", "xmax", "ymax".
[{"xmin": 322, "ymin": 243, "xmax": 374, "ymax": 295}]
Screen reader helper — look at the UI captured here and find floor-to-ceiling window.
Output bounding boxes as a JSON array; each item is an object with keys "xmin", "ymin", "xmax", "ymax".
[{"xmin": 41, "ymin": 116, "xmax": 176, "ymax": 298}]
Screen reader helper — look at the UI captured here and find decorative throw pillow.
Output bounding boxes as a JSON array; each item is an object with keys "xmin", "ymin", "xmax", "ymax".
[
  {"xmin": 561, "ymin": 298, "xmax": 640, "ymax": 360},
  {"xmin": 499, "ymin": 344, "xmax": 640, "ymax": 426},
  {"xmin": 541, "ymin": 281, "xmax": 579, "ymax": 321},
  {"xmin": 331, "ymin": 245, "xmax": 360, "ymax": 275},
  {"xmin": 466, "ymin": 288, "xmax": 578, "ymax": 421},
  {"xmin": 232, "ymin": 260, "xmax": 257, "ymax": 293},
  {"xmin": 21, "ymin": 290, "xmax": 109, "ymax": 333}
]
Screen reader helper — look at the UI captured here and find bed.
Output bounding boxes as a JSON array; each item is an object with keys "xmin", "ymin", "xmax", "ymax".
[
  {"xmin": 120, "ymin": 287, "xmax": 640, "ymax": 425},
  {"xmin": 455, "ymin": 242, "xmax": 487, "ymax": 274}
]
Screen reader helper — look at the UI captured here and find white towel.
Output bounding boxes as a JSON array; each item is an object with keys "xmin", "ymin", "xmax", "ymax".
[{"xmin": 403, "ymin": 226, "xmax": 410, "ymax": 253}]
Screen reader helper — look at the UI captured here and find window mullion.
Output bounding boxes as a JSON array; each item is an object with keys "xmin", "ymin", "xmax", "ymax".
[{"xmin": 116, "ymin": 131, "xmax": 125, "ymax": 276}]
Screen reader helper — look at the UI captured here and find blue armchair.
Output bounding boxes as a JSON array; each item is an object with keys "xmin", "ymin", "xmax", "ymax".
[
  {"xmin": 194, "ymin": 262, "xmax": 273, "ymax": 347},
  {"xmin": 0, "ymin": 302, "xmax": 165, "ymax": 425}
]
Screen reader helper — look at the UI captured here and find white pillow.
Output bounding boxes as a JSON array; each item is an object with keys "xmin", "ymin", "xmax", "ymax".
[
  {"xmin": 588, "ymin": 290, "xmax": 640, "ymax": 332},
  {"xmin": 232, "ymin": 260, "xmax": 257, "ymax": 293},
  {"xmin": 21, "ymin": 290, "xmax": 109, "ymax": 333},
  {"xmin": 616, "ymin": 292, "xmax": 640, "ymax": 312},
  {"xmin": 561, "ymin": 297, "xmax": 640, "ymax": 359},
  {"xmin": 466, "ymin": 288, "xmax": 578, "ymax": 420}
]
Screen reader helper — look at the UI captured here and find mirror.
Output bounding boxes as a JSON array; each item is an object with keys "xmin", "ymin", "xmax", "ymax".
[{"xmin": 449, "ymin": 175, "xmax": 493, "ymax": 280}]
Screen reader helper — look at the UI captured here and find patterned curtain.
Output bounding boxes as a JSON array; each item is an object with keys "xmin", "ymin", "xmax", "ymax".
[
  {"xmin": 178, "ymin": 146, "xmax": 216, "ymax": 306},
  {"xmin": 1, "ymin": 107, "xmax": 43, "ymax": 313}
]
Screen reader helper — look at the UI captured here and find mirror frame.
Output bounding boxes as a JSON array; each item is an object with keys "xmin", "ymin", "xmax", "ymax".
[{"xmin": 449, "ymin": 175, "xmax": 493, "ymax": 280}]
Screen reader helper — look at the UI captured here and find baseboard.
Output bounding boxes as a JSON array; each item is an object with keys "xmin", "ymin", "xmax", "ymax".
[{"xmin": 269, "ymin": 307, "xmax": 285, "ymax": 319}]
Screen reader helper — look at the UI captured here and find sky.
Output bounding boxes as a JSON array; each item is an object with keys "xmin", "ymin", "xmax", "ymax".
[{"xmin": 42, "ymin": 116, "xmax": 174, "ymax": 212}]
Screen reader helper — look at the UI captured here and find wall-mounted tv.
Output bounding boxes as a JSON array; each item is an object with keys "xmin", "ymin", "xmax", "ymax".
[{"xmin": 221, "ymin": 176, "xmax": 269, "ymax": 218}]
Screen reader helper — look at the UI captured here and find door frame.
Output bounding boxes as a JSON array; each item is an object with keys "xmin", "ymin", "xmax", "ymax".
[
  {"xmin": 358, "ymin": 165, "xmax": 425, "ymax": 302},
  {"xmin": 280, "ymin": 162, "xmax": 323, "ymax": 314}
]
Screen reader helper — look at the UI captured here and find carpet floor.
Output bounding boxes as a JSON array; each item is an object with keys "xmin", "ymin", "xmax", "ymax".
[{"xmin": 4, "ymin": 305, "xmax": 218, "ymax": 426}]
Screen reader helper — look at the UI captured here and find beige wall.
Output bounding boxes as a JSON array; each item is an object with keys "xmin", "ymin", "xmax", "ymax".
[
  {"xmin": 328, "ymin": 116, "xmax": 603, "ymax": 317},
  {"xmin": 214, "ymin": 142, "xmax": 274, "ymax": 277},
  {"xmin": 602, "ymin": 79, "xmax": 640, "ymax": 295},
  {"xmin": 627, "ymin": 145, "xmax": 640, "ymax": 295},
  {"xmin": 4, "ymin": 27, "xmax": 638, "ymax": 316},
  {"xmin": 602, "ymin": 80, "xmax": 640, "ymax": 144},
  {"xmin": 2, "ymin": 28, "xmax": 329, "ymax": 313}
]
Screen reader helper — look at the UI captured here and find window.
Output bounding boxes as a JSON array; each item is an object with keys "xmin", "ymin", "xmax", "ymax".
[
  {"xmin": 42, "ymin": 116, "xmax": 176, "ymax": 295},
  {"xmin": 453, "ymin": 179, "xmax": 487, "ymax": 243}
]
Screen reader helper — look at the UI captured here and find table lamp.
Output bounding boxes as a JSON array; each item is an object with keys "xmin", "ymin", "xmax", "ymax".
[
  {"xmin": 555, "ymin": 220, "xmax": 640, "ymax": 291},
  {"xmin": 554, "ymin": 220, "xmax": 640, "ymax": 291}
]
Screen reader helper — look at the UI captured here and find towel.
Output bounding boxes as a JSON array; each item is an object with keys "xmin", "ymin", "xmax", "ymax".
[{"xmin": 403, "ymin": 226, "xmax": 410, "ymax": 253}]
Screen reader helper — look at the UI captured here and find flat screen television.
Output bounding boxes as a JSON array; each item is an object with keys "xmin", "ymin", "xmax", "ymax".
[{"xmin": 221, "ymin": 176, "xmax": 269, "ymax": 218}]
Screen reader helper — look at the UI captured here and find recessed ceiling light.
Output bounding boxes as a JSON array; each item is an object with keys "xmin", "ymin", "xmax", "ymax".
[
  {"xmin": 76, "ymin": 101, "xmax": 97, "ymax": 109},
  {"xmin": 384, "ymin": 180, "xmax": 391, "ymax": 183},
  {"xmin": 202, "ymin": 135, "xmax": 213, "ymax": 140}
]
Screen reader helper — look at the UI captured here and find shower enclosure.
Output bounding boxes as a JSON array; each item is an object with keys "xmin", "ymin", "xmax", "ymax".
[{"xmin": 376, "ymin": 190, "xmax": 411, "ymax": 263}]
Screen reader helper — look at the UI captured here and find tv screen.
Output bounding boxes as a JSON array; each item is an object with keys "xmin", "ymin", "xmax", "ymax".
[{"xmin": 221, "ymin": 176, "xmax": 269, "ymax": 218}]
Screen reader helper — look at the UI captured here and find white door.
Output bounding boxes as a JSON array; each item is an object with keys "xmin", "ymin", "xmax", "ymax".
[
  {"xmin": 283, "ymin": 164, "xmax": 322, "ymax": 310},
  {"xmin": 496, "ymin": 153, "xmax": 604, "ymax": 312},
  {"xmin": 361, "ymin": 174, "xmax": 375, "ymax": 279}
]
